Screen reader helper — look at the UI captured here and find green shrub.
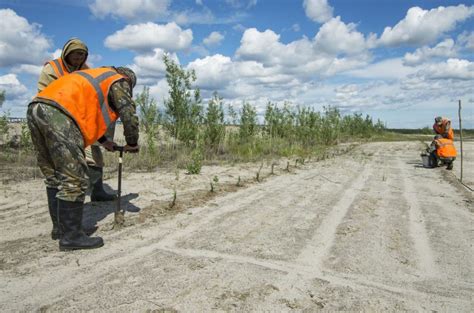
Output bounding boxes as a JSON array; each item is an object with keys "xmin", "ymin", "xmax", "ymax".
[{"xmin": 186, "ymin": 148, "xmax": 203, "ymax": 174}]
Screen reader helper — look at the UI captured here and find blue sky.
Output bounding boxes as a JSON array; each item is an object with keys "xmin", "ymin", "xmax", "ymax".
[{"xmin": 0, "ymin": 0, "xmax": 473, "ymax": 128}]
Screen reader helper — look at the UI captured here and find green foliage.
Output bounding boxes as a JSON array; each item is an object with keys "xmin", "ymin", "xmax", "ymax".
[
  {"xmin": 0, "ymin": 111, "xmax": 10, "ymax": 142},
  {"xmin": 239, "ymin": 102, "xmax": 258, "ymax": 141},
  {"xmin": 321, "ymin": 106, "xmax": 341, "ymax": 145},
  {"xmin": 204, "ymin": 92, "xmax": 225, "ymax": 151},
  {"xmin": 163, "ymin": 55, "xmax": 202, "ymax": 145},
  {"xmin": 135, "ymin": 86, "xmax": 161, "ymax": 154},
  {"xmin": 186, "ymin": 148, "xmax": 203, "ymax": 174},
  {"xmin": 19, "ymin": 122, "xmax": 32, "ymax": 149},
  {"xmin": 226, "ymin": 104, "xmax": 238, "ymax": 125},
  {"xmin": 0, "ymin": 90, "xmax": 5, "ymax": 108}
]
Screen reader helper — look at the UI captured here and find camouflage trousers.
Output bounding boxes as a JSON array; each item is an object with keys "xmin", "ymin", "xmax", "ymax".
[{"xmin": 27, "ymin": 103, "xmax": 88, "ymax": 202}]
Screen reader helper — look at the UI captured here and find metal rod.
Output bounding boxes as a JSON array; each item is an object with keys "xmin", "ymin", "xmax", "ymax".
[
  {"xmin": 113, "ymin": 146, "xmax": 125, "ymax": 226},
  {"xmin": 458, "ymin": 100, "xmax": 463, "ymax": 183}
]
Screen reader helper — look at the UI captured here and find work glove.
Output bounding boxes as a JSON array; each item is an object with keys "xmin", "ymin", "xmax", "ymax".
[
  {"xmin": 101, "ymin": 140, "xmax": 117, "ymax": 152},
  {"xmin": 124, "ymin": 144, "xmax": 139, "ymax": 153}
]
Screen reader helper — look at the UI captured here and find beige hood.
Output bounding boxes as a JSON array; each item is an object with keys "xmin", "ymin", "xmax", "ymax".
[{"xmin": 61, "ymin": 38, "xmax": 88, "ymax": 72}]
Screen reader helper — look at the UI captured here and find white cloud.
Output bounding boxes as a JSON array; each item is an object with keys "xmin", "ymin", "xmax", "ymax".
[
  {"xmin": 0, "ymin": 74, "xmax": 29, "ymax": 99},
  {"xmin": 416, "ymin": 58, "xmax": 474, "ymax": 80},
  {"xmin": 458, "ymin": 31, "xmax": 474, "ymax": 52},
  {"xmin": 235, "ymin": 27, "xmax": 371, "ymax": 80},
  {"xmin": 203, "ymin": 31, "xmax": 225, "ymax": 47},
  {"xmin": 403, "ymin": 39, "xmax": 457, "ymax": 66},
  {"xmin": 292, "ymin": 24, "xmax": 301, "ymax": 32},
  {"xmin": 131, "ymin": 49, "xmax": 178, "ymax": 79},
  {"xmin": 0, "ymin": 9, "xmax": 51, "ymax": 67},
  {"xmin": 104, "ymin": 22, "xmax": 193, "ymax": 52},
  {"xmin": 225, "ymin": 0, "xmax": 257, "ymax": 9},
  {"xmin": 11, "ymin": 64, "xmax": 43, "ymax": 76},
  {"xmin": 379, "ymin": 5, "xmax": 474, "ymax": 46},
  {"xmin": 233, "ymin": 24, "xmax": 246, "ymax": 32},
  {"xmin": 196, "ymin": 0, "xmax": 203, "ymax": 5},
  {"xmin": 89, "ymin": 0, "xmax": 171, "ymax": 22},
  {"xmin": 348, "ymin": 58, "xmax": 417, "ymax": 80},
  {"xmin": 187, "ymin": 54, "xmax": 234, "ymax": 89},
  {"xmin": 314, "ymin": 17, "xmax": 375, "ymax": 55},
  {"xmin": 303, "ymin": 0, "xmax": 333, "ymax": 23}
]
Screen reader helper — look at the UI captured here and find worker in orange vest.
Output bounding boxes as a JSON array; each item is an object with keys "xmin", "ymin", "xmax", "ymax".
[
  {"xmin": 38, "ymin": 38, "xmax": 117, "ymax": 202},
  {"xmin": 433, "ymin": 116, "xmax": 454, "ymax": 140},
  {"xmin": 27, "ymin": 67, "xmax": 139, "ymax": 251},
  {"xmin": 429, "ymin": 135, "xmax": 456, "ymax": 170}
]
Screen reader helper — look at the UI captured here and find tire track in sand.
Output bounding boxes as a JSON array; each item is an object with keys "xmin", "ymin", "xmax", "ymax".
[
  {"xmin": 296, "ymin": 162, "xmax": 373, "ymax": 271},
  {"xmin": 397, "ymin": 156, "xmax": 439, "ymax": 278}
]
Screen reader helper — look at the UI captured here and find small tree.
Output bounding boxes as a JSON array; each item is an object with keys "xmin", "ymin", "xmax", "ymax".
[
  {"xmin": 163, "ymin": 55, "xmax": 202, "ymax": 145},
  {"xmin": 0, "ymin": 110, "xmax": 10, "ymax": 143},
  {"xmin": 204, "ymin": 91, "xmax": 225, "ymax": 151},
  {"xmin": 135, "ymin": 86, "xmax": 161, "ymax": 153},
  {"xmin": 0, "ymin": 90, "xmax": 5, "ymax": 108},
  {"xmin": 226, "ymin": 104, "xmax": 238, "ymax": 125},
  {"xmin": 239, "ymin": 102, "xmax": 258, "ymax": 142}
]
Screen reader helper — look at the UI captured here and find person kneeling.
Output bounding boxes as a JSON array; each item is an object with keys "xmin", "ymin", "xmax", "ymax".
[{"xmin": 429, "ymin": 135, "xmax": 456, "ymax": 170}]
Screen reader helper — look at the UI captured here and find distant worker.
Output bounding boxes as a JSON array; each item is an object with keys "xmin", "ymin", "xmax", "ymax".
[
  {"xmin": 38, "ymin": 38, "xmax": 117, "ymax": 204},
  {"xmin": 433, "ymin": 116, "xmax": 454, "ymax": 140},
  {"xmin": 28, "ymin": 66, "xmax": 139, "ymax": 250},
  {"xmin": 428, "ymin": 135, "xmax": 456, "ymax": 170}
]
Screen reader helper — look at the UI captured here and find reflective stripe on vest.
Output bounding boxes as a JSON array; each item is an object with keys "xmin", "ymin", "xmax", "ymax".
[
  {"xmin": 35, "ymin": 68, "xmax": 124, "ymax": 146},
  {"xmin": 75, "ymin": 71, "xmax": 118, "ymax": 127},
  {"xmin": 47, "ymin": 58, "xmax": 67, "ymax": 78},
  {"xmin": 52, "ymin": 59, "xmax": 65, "ymax": 76}
]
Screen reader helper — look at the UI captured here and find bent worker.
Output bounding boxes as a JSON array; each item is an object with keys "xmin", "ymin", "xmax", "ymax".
[
  {"xmin": 433, "ymin": 116, "xmax": 454, "ymax": 140},
  {"xmin": 38, "ymin": 38, "xmax": 117, "ymax": 203},
  {"xmin": 27, "ymin": 66, "xmax": 139, "ymax": 251},
  {"xmin": 429, "ymin": 135, "xmax": 456, "ymax": 170}
]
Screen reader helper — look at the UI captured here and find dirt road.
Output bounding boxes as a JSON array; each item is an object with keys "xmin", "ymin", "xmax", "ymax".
[{"xmin": 1, "ymin": 141, "xmax": 473, "ymax": 312}]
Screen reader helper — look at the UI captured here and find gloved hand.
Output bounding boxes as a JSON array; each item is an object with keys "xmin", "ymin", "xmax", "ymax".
[
  {"xmin": 101, "ymin": 140, "xmax": 117, "ymax": 152},
  {"xmin": 124, "ymin": 144, "xmax": 139, "ymax": 153}
]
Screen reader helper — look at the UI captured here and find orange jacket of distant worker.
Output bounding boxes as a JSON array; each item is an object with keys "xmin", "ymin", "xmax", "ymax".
[
  {"xmin": 36, "ymin": 68, "xmax": 125, "ymax": 146},
  {"xmin": 45, "ymin": 58, "xmax": 89, "ymax": 79},
  {"xmin": 434, "ymin": 138, "xmax": 457, "ymax": 159},
  {"xmin": 433, "ymin": 117, "xmax": 454, "ymax": 140}
]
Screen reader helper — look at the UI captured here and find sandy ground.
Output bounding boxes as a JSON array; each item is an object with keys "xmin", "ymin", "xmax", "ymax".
[{"xmin": 0, "ymin": 141, "xmax": 473, "ymax": 312}]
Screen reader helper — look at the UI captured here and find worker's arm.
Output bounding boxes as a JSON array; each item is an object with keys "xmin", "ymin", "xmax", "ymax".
[
  {"xmin": 108, "ymin": 80, "xmax": 139, "ymax": 152},
  {"xmin": 37, "ymin": 64, "xmax": 58, "ymax": 92}
]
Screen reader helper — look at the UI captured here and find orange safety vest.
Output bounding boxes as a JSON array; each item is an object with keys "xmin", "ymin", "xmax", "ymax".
[
  {"xmin": 435, "ymin": 138, "xmax": 457, "ymax": 158},
  {"xmin": 36, "ymin": 68, "xmax": 124, "ymax": 147},
  {"xmin": 433, "ymin": 120, "xmax": 454, "ymax": 140},
  {"xmin": 46, "ymin": 58, "xmax": 89, "ymax": 78}
]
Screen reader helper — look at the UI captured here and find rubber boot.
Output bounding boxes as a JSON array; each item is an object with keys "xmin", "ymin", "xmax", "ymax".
[
  {"xmin": 89, "ymin": 166, "xmax": 116, "ymax": 202},
  {"xmin": 446, "ymin": 162, "xmax": 453, "ymax": 170},
  {"xmin": 58, "ymin": 199, "xmax": 104, "ymax": 251},
  {"xmin": 46, "ymin": 187, "xmax": 60, "ymax": 240}
]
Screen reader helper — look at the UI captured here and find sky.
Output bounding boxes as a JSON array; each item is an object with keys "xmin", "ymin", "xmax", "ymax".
[{"xmin": 0, "ymin": 0, "xmax": 473, "ymax": 129}]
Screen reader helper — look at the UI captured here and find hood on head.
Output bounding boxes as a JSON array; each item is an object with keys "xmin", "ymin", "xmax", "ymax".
[{"xmin": 61, "ymin": 38, "xmax": 88, "ymax": 71}]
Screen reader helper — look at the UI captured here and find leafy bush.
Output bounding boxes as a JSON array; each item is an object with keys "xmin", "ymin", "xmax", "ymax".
[{"xmin": 186, "ymin": 148, "xmax": 203, "ymax": 174}]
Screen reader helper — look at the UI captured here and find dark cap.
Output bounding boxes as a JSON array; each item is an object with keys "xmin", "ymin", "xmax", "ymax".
[{"xmin": 115, "ymin": 67, "xmax": 136, "ymax": 88}]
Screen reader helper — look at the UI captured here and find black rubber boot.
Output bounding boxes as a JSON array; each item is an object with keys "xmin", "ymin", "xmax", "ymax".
[
  {"xmin": 89, "ymin": 166, "xmax": 116, "ymax": 202},
  {"xmin": 446, "ymin": 162, "xmax": 453, "ymax": 170},
  {"xmin": 58, "ymin": 199, "xmax": 104, "ymax": 251},
  {"xmin": 46, "ymin": 188, "xmax": 60, "ymax": 240}
]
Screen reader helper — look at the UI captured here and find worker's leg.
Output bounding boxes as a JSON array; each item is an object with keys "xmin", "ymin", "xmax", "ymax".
[
  {"xmin": 86, "ymin": 122, "xmax": 116, "ymax": 202},
  {"xmin": 429, "ymin": 151, "xmax": 438, "ymax": 168},
  {"xmin": 31, "ymin": 104, "xmax": 103, "ymax": 250},
  {"xmin": 27, "ymin": 103, "xmax": 62, "ymax": 240}
]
